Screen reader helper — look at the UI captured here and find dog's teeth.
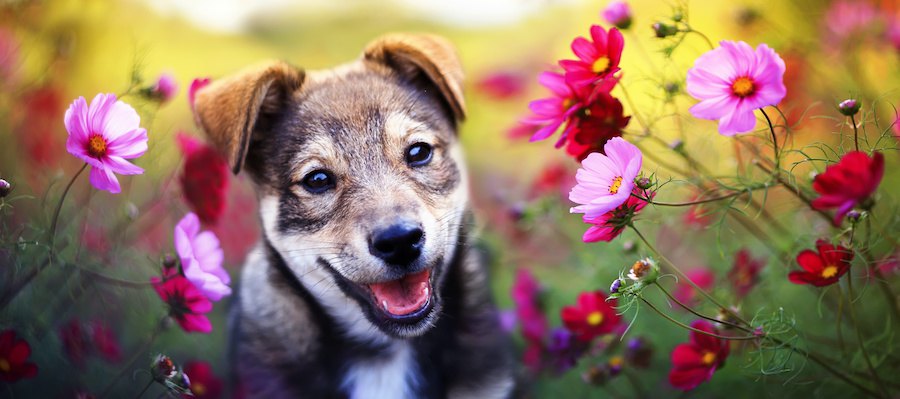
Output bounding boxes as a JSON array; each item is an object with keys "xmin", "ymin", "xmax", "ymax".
[{"xmin": 382, "ymin": 300, "xmax": 389, "ymax": 309}]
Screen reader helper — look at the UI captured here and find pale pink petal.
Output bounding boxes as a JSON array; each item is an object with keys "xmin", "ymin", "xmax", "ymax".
[
  {"xmin": 103, "ymin": 156, "xmax": 144, "ymax": 175},
  {"xmin": 689, "ymin": 95, "xmax": 736, "ymax": 120},
  {"xmin": 88, "ymin": 93, "xmax": 117, "ymax": 137},
  {"xmin": 686, "ymin": 68, "xmax": 731, "ymax": 99},
  {"xmin": 101, "ymin": 100, "xmax": 142, "ymax": 140},
  {"xmin": 64, "ymin": 97, "xmax": 90, "ymax": 141},
  {"xmin": 106, "ymin": 128, "xmax": 148, "ymax": 159},
  {"xmin": 603, "ymin": 137, "xmax": 641, "ymax": 174},
  {"xmin": 718, "ymin": 101, "xmax": 758, "ymax": 136}
]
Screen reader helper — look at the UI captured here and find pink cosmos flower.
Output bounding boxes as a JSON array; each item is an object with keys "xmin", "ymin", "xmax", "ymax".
[
  {"xmin": 569, "ymin": 137, "xmax": 642, "ymax": 219},
  {"xmin": 152, "ymin": 73, "xmax": 178, "ymax": 103},
  {"xmin": 888, "ymin": 21, "xmax": 900, "ymax": 52},
  {"xmin": 64, "ymin": 93, "xmax": 148, "ymax": 193},
  {"xmin": 559, "ymin": 25, "xmax": 624, "ymax": 91},
  {"xmin": 475, "ymin": 70, "xmax": 527, "ymax": 100},
  {"xmin": 152, "ymin": 275, "xmax": 213, "ymax": 334},
  {"xmin": 686, "ymin": 41, "xmax": 786, "ymax": 136},
  {"xmin": 602, "ymin": 1, "xmax": 632, "ymax": 30},
  {"xmin": 523, "ymin": 71, "xmax": 582, "ymax": 145},
  {"xmin": 176, "ymin": 212, "xmax": 230, "ymax": 301},
  {"xmin": 824, "ymin": 0, "xmax": 878, "ymax": 44},
  {"xmin": 581, "ymin": 187, "xmax": 651, "ymax": 242},
  {"xmin": 188, "ymin": 77, "xmax": 211, "ymax": 110}
]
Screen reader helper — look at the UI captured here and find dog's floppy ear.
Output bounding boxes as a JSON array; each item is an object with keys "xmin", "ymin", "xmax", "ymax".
[
  {"xmin": 363, "ymin": 33, "xmax": 466, "ymax": 122},
  {"xmin": 192, "ymin": 61, "xmax": 304, "ymax": 174}
]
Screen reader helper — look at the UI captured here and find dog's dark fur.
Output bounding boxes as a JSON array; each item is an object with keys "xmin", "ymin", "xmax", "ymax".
[{"xmin": 193, "ymin": 34, "xmax": 515, "ymax": 398}]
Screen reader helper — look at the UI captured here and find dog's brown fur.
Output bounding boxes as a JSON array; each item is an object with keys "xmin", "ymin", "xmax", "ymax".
[{"xmin": 193, "ymin": 34, "xmax": 514, "ymax": 398}]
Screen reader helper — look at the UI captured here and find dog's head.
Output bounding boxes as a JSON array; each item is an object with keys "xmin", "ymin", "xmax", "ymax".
[{"xmin": 193, "ymin": 34, "xmax": 468, "ymax": 339}]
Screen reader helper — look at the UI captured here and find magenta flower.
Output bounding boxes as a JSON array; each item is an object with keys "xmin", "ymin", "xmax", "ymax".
[
  {"xmin": 152, "ymin": 275, "xmax": 213, "ymax": 334},
  {"xmin": 151, "ymin": 73, "xmax": 178, "ymax": 103},
  {"xmin": 602, "ymin": 1, "xmax": 632, "ymax": 30},
  {"xmin": 64, "ymin": 93, "xmax": 148, "ymax": 193},
  {"xmin": 811, "ymin": 151, "xmax": 884, "ymax": 224},
  {"xmin": 686, "ymin": 41, "xmax": 786, "ymax": 136},
  {"xmin": 176, "ymin": 212, "xmax": 230, "ymax": 301},
  {"xmin": 559, "ymin": 25, "xmax": 624, "ymax": 91},
  {"xmin": 522, "ymin": 71, "xmax": 582, "ymax": 145},
  {"xmin": 824, "ymin": 0, "xmax": 878, "ymax": 44},
  {"xmin": 569, "ymin": 137, "xmax": 642, "ymax": 219},
  {"xmin": 188, "ymin": 77, "xmax": 211, "ymax": 110}
]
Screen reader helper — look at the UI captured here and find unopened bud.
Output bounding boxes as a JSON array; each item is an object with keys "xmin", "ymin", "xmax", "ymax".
[
  {"xmin": 610, "ymin": 279, "xmax": 623, "ymax": 294},
  {"xmin": 846, "ymin": 210, "xmax": 862, "ymax": 223},
  {"xmin": 0, "ymin": 179, "xmax": 10, "ymax": 198},
  {"xmin": 635, "ymin": 177, "xmax": 653, "ymax": 190},
  {"xmin": 838, "ymin": 99, "xmax": 860, "ymax": 116},
  {"xmin": 652, "ymin": 22, "xmax": 678, "ymax": 38}
]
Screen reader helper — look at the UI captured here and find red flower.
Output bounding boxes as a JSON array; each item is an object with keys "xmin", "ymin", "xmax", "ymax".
[
  {"xmin": 90, "ymin": 321, "xmax": 122, "ymax": 363},
  {"xmin": 559, "ymin": 25, "xmax": 624, "ymax": 91},
  {"xmin": 182, "ymin": 361, "xmax": 223, "ymax": 399},
  {"xmin": 152, "ymin": 275, "xmax": 213, "ymax": 333},
  {"xmin": 564, "ymin": 92, "xmax": 631, "ymax": 161},
  {"xmin": 668, "ymin": 320, "xmax": 730, "ymax": 390},
  {"xmin": 727, "ymin": 249, "xmax": 765, "ymax": 298},
  {"xmin": 673, "ymin": 268, "xmax": 715, "ymax": 307},
  {"xmin": 522, "ymin": 71, "xmax": 584, "ymax": 146},
  {"xmin": 59, "ymin": 319, "xmax": 89, "ymax": 368},
  {"xmin": 788, "ymin": 240, "xmax": 853, "ymax": 287},
  {"xmin": 0, "ymin": 330, "xmax": 38, "ymax": 382},
  {"xmin": 581, "ymin": 187, "xmax": 652, "ymax": 242},
  {"xmin": 811, "ymin": 151, "xmax": 884, "ymax": 224},
  {"xmin": 560, "ymin": 291, "xmax": 621, "ymax": 342},
  {"xmin": 178, "ymin": 132, "xmax": 230, "ymax": 225},
  {"xmin": 528, "ymin": 162, "xmax": 575, "ymax": 199},
  {"xmin": 188, "ymin": 77, "xmax": 211, "ymax": 111},
  {"xmin": 475, "ymin": 70, "xmax": 527, "ymax": 100}
]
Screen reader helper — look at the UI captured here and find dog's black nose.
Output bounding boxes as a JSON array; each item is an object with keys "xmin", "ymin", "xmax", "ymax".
[{"xmin": 369, "ymin": 223, "xmax": 424, "ymax": 266}]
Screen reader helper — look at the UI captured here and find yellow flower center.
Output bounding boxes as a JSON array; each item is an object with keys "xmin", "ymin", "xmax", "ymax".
[
  {"xmin": 0, "ymin": 358, "xmax": 10, "ymax": 372},
  {"xmin": 562, "ymin": 98, "xmax": 575, "ymax": 111},
  {"xmin": 731, "ymin": 77, "xmax": 755, "ymax": 98},
  {"xmin": 592, "ymin": 56, "xmax": 611, "ymax": 74},
  {"xmin": 192, "ymin": 383, "xmax": 206, "ymax": 396},
  {"xmin": 87, "ymin": 134, "xmax": 108, "ymax": 158},
  {"xmin": 821, "ymin": 265, "xmax": 838, "ymax": 278},
  {"xmin": 587, "ymin": 311, "xmax": 604, "ymax": 326},
  {"xmin": 701, "ymin": 351, "xmax": 717, "ymax": 365},
  {"xmin": 609, "ymin": 356, "xmax": 623, "ymax": 367},
  {"xmin": 609, "ymin": 176, "xmax": 623, "ymax": 194}
]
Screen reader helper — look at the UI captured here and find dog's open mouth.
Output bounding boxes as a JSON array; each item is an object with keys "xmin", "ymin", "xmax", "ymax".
[{"xmin": 366, "ymin": 269, "xmax": 432, "ymax": 319}]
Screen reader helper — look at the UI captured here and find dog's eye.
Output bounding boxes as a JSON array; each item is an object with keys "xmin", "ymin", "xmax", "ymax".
[
  {"xmin": 301, "ymin": 170, "xmax": 335, "ymax": 194},
  {"xmin": 405, "ymin": 142, "xmax": 433, "ymax": 167}
]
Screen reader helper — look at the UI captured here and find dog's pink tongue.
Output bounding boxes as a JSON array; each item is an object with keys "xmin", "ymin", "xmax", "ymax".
[{"xmin": 369, "ymin": 270, "xmax": 431, "ymax": 316}]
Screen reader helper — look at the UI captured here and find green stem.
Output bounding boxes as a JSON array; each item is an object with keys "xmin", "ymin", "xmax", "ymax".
[
  {"xmin": 754, "ymin": 161, "xmax": 841, "ymax": 228},
  {"xmin": 639, "ymin": 297, "xmax": 758, "ymax": 340},
  {"xmin": 656, "ymin": 284, "xmax": 751, "ymax": 332},
  {"xmin": 632, "ymin": 187, "xmax": 759, "ymax": 207},
  {"xmin": 759, "ymin": 108, "xmax": 779, "ymax": 172},
  {"xmin": 48, "ymin": 163, "xmax": 88, "ymax": 249},
  {"xmin": 845, "ymin": 274, "xmax": 890, "ymax": 398},
  {"xmin": 99, "ymin": 318, "xmax": 167, "ymax": 399},
  {"xmin": 135, "ymin": 379, "xmax": 154, "ymax": 399},
  {"xmin": 630, "ymin": 224, "xmax": 751, "ymax": 327},
  {"xmin": 685, "ymin": 27, "xmax": 715, "ymax": 49},
  {"xmin": 850, "ymin": 114, "xmax": 860, "ymax": 152}
]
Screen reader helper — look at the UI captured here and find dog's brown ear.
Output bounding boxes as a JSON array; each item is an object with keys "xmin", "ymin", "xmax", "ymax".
[
  {"xmin": 363, "ymin": 33, "xmax": 466, "ymax": 122},
  {"xmin": 192, "ymin": 61, "xmax": 304, "ymax": 174}
]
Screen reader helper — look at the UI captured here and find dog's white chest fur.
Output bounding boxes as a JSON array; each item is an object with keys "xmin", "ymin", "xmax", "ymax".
[{"xmin": 341, "ymin": 343, "xmax": 419, "ymax": 399}]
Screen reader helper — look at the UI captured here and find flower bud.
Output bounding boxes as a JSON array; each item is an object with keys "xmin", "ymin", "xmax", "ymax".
[
  {"xmin": 846, "ymin": 210, "xmax": 862, "ymax": 223},
  {"xmin": 652, "ymin": 22, "xmax": 678, "ymax": 38},
  {"xmin": 664, "ymin": 81, "xmax": 680, "ymax": 95},
  {"xmin": 634, "ymin": 177, "xmax": 652, "ymax": 190},
  {"xmin": 0, "ymin": 178, "xmax": 11, "ymax": 198},
  {"xmin": 609, "ymin": 278, "xmax": 623, "ymax": 294},
  {"xmin": 838, "ymin": 99, "xmax": 860, "ymax": 116},
  {"xmin": 602, "ymin": 1, "xmax": 633, "ymax": 30},
  {"xmin": 622, "ymin": 240, "xmax": 637, "ymax": 253},
  {"xmin": 151, "ymin": 354, "xmax": 177, "ymax": 382},
  {"xmin": 669, "ymin": 139, "xmax": 684, "ymax": 152},
  {"xmin": 149, "ymin": 73, "xmax": 178, "ymax": 103},
  {"xmin": 627, "ymin": 258, "xmax": 659, "ymax": 284},
  {"xmin": 672, "ymin": 12, "xmax": 683, "ymax": 22}
]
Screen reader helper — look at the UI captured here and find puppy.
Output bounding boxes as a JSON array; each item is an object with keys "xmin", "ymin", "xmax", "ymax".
[{"xmin": 192, "ymin": 34, "xmax": 515, "ymax": 398}]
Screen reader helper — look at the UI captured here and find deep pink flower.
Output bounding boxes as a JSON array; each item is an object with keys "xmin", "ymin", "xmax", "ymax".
[
  {"xmin": 560, "ymin": 290, "xmax": 621, "ymax": 342},
  {"xmin": 824, "ymin": 0, "xmax": 878, "ymax": 44},
  {"xmin": 559, "ymin": 25, "xmax": 624, "ymax": 91},
  {"xmin": 522, "ymin": 71, "xmax": 583, "ymax": 145},
  {"xmin": 888, "ymin": 21, "xmax": 900, "ymax": 51},
  {"xmin": 811, "ymin": 151, "xmax": 884, "ymax": 224},
  {"xmin": 674, "ymin": 268, "xmax": 715, "ymax": 306},
  {"xmin": 188, "ymin": 77, "xmax": 211, "ymax": 110},
  {"xmin": 152, "ymin": 275, "xmax": 213, "ymax": 333},
  {"xmin": 788, "ymin": 240, "xmax": 853, "ymax": 287},
  {"xmin": 59, "ymin": 319, "xmax": 89, "ymax": 368},
  {"xmin": 176, "ymin": 212, "xmax": 230, "ymax": 301},
  {"xmin": 64, "ymin": 93, "xmax": 148, "ymax": 193},
  {"xmin": 569, "ymin": 137, "xmax": 643, "ymax": 219},
  {"xmin": 0, "ymin": 330, "xmax": 38, "ymax": 382},
  {"xmin": 686, "ymin": 41, "xmax": 786, "ymax": 135},
  {"xmin": 581, "ymin": 187, "xmax": 651, "ymax": 242},
  {"xmin": 151, "ymin": 73, "xmax": 178, "ymax": 103},
  {"xmin": 602, "ymin": 1, "xmax": 633, "ymax": 30},
  {"xmin": 727, "ymin": 249, "xmax": 765, "ymax": 298},
  {"xmin": 475, "ymin": 70, "xmax": 527, "ymax": 100},
  {"xmin": 668, "ymin": 320, "xmax": 730, "ymax": 390},
  {"xmin": 178, "ymin": 132, "xmax": 230, "ymax": 225},
  {"xmin": 512, "ymin": 269, "xmax": 548, "ymax": 344}
]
